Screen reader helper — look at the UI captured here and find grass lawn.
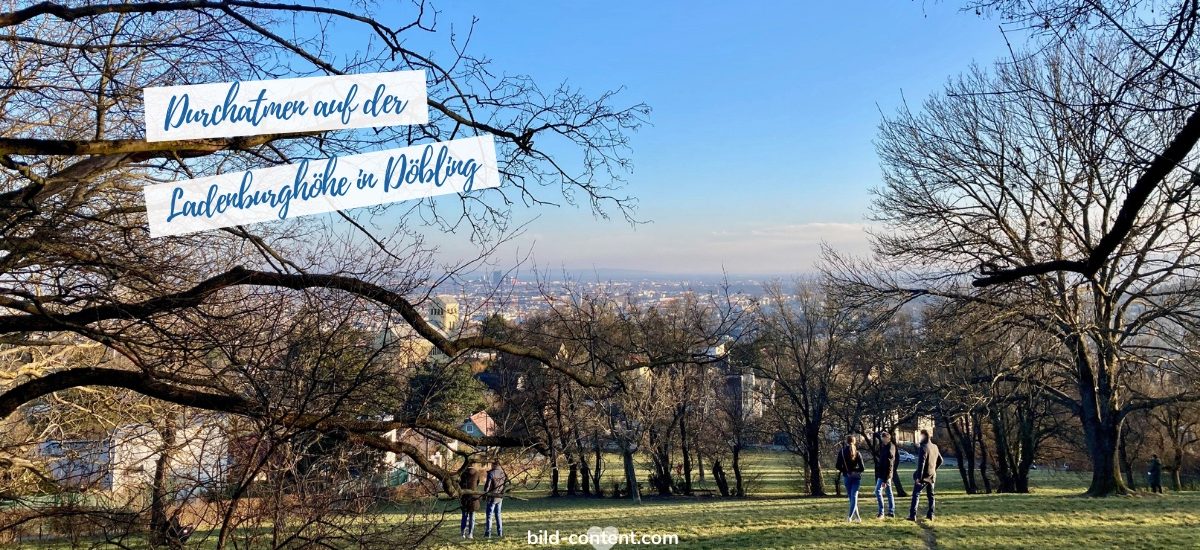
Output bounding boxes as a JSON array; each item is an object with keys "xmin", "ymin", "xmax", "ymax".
[
  {"xmin": 9, "ymin": 451, "xmax": 1198, "ymax": 548},
  {"xmin": 415, "ymin": 451, "xmax": 1200, "ymax": 550}
]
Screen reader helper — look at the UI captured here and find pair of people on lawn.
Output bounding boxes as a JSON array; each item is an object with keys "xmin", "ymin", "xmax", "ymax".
[
  {"xmin": 459, "ymin": 460, "xmax": 507, "ymax": 539},
  {"xmin": 835, "ymin": 429, "xmax": 943, "ymax": 523}
]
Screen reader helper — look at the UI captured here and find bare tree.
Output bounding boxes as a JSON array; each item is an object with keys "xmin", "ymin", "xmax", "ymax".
[
  {"xmin": 838, "ymin": 39, "xmax": 1200, "ymax": 495},
  {"xmin": 0, "ymin": 0, "xmax": 658, "ymax": 543},
  {"xmin": 966, "ymin": 0, "xmax": 1200, "ymax": 286},
  {"xmin": 754, "ymin": 282, "xmax": 862, "ymax": 497}
]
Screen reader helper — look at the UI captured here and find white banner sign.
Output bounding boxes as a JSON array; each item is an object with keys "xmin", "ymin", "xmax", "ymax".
[
  {"xmin": 143, "ymin": 71, "xmax": 428, "ymax": 141},
  {"xmin": 143, "ymin": 135, "xmax": 499, "ymax": 237}
]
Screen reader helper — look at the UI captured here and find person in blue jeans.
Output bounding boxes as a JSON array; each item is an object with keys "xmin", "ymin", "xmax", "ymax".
[
  {"xmin": 873, "ymin": 431, "xmax": 898, "ymax": 518},
  {"xmin": 835, "ymin": 434, "xmax": 866, "ymax": 522},
  {"xmin": 483, "ymin": 461, "xmax": 507, "ymax": 537}
]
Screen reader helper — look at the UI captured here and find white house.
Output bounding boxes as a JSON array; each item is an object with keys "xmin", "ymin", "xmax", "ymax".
[{"xmin": 40, "ymin": 420, "xmax": 230, "ymax": 497}]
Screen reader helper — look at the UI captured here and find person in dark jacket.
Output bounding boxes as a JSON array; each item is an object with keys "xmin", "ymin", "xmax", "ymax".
[
  {"xmin": 1149, "ymin": 454, "xmax": 1164, "ymax": 494},
  {"xmin": 459, "ymin": 462, "xmax": 484, "ymax": 539},
  {"xmin": 835, "ymin": 434, "xmax": 866, "ymax": 522},
  {"xmin": 874, "ymin": 431, "xmax": 898, "ymax": 518},
  {"xmin": 907, "ymin": 429, "xmax": 943, "ymax": 521},
  {"xmin": 483, "ymin": 461, "xmax": 507, "ymax": 537}
]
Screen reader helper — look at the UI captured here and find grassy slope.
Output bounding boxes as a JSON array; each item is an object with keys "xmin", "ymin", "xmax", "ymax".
[
  {"xmin": 12, "ymin": 451, "xmax": 1197, "ymax": 548},
  {"xmin": 420, "ymin": 451, "xmax": 1200, "ymax": 549}
]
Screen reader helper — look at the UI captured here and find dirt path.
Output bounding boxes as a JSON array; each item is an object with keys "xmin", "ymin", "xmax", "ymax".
[{"xmin": 918, "ymin": 519, "xmax": 938, "ymax": 550}]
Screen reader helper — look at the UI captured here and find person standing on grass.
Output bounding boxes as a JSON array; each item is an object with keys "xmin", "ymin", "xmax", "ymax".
[
  {"xmin": 874, "ymin": 431, "xmax": 898, "ymax": 519},
  {"xmin": 459, "ymin": 462, "xmax": 484, "ymax": 539},
  {"xmin": 835, "ymin": 434, "xmax": 866, "ymax": 523},
  {"xmin": 907, "ymin": 429, "xmax": 943, "ymax": 522},
  {"xmin": 1149, "ymin": 454, "xmax": 1164, "ymax": 494},
  {"xmin": 483, "ymin": 460, "xmax": 507, "ymax": 538}
]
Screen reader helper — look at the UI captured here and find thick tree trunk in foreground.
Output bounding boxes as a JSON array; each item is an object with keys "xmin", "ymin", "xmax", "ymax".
[
  {"xmin": 1080, "ymin": 398, "xmax": 1128, "ymax": 495},
  {"xmin": 1076, "ymin": 346, "xmax": 1130, "ymax": 497}
]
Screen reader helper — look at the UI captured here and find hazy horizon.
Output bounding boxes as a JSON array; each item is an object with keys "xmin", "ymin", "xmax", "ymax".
[{"xmin": 396, "ymin": 1, "xmax": 1024, "ymax": 274}]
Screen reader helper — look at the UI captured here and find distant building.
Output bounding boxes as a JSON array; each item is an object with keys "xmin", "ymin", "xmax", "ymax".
[
  {"xmin": 867, "ymin": 415, "xmax": 937, "ymax": 447},
  {"xmin": 39, "ymin": 421, "xmax": 229, "ymax": 497},
  {"xmin": 725, "ymin": 371, "xmax": 775, "ymax": 419},
  {"xmin": 373, "ymin": 322, "xmax": 437, "ymax": 368},
  {"xmin": 426, "ymin": 295, "xmax": 460, "ymax": 333},
  {"xmin": 718, "ymin": 339, "xmax": 774, "ymax": 419},
  {"xmin": 462, "ymin": 411, "xmax": 497, "ymax": 439},
  {"xmin": 894, "ymin": 416, "xmax": 936, "ymax": 446},
  {"xmin": 381, "ymin": 428, "xmax": 458, "ymax": 475}
]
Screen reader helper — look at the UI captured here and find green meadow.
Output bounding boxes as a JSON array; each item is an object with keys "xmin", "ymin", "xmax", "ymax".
[
  {"xmin": 10, "ymin": 451, "xmax": 1198, "ymax": 549},
  {"xmin": 419, "ymin": 451, "xmax": 1200, "ymax": 550}
]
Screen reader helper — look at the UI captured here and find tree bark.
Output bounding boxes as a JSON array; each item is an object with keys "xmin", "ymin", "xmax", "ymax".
[
  {"xmin": 974, "ymin": 412, "xmax": 992, "ymax": 494},
  {"xmin": 731, "ymin": 445, "xmax": 745, "ymax": 497},
  {"xmin": 1075, "ymin": 345, "xmax": 1129, "ymax": 496},
  {"xmin": 622, "ymin": 449, "xmax": 640, "ymax": 503},
  {"xmin": 591, "ymin": 439, "xmax": 604, "ymax": 497},
  {"xmin": 802, "ymin": 421, "xmax": 825, "ymax": 496},
  {"xmin": 148, "ymin": 420, "xmax": 177, "ymax": 548},
  {"xmin": 712, "ymin": 459, "xmax": 729, "ymax": 497},
  {"xmin": 567, "ymin": 461, "xmax": 579, "ymax": 496},
  {"xmin": 891, "ymin": 468, "xmax": 908, "ymax": 498},
  {"xmin": 579, "ymin": 459, "xmax": 591, "ymax": 496},
  {"xmin": 680, "ymin": 411, "xmax": 693, "ymax": 495},
  {"xmin": 1119, "ymin": 427, "xmax": 1136, "ymax": 490},
  {"xmin": 549, "ymin": 447, "xmax": 561, "ymax": 497}
]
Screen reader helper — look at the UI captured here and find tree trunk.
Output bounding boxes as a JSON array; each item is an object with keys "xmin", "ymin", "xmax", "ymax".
[
  {"xmin": 649, "ymin": 446, "xmax": 673, "ymax": 496},
  {"xmin": 1119, "ymin": 428, "xmax": 1136, "ymax": 490},
  {"xmin": 731, "ymin": 445, "xmax": 745, "ymax": 497},
  {"xmin": 802, "ymin": 422, "xmax": 825, "ymax": 496},
  {"xmin": 1074, "ymin": 339, "xmax": 1129, "ymax": 496},
  {"xmin": 591, "ymin": 440, "xmax": 604, "ymax": 497},
  {"xmin": 549, "ymin": 448, "xmax": 561, "ymax": 497},
  {"xmin": 1014, "ymin": 409, "xmax": 1037, "ymax": 494},
  {"xmin": 567, "ymin": 461, "xmax": 579, "ymax": 496},
  {"xmin": 974, "ymin": 412, "xmax": 992, "ymax": 494},
  {"xmin": 891, "ymin": 468, "xmax": 908, "ymax": 498},
  {"xmin": 1171, "ymin": 445, "xmax": 1184, "ymax": 491},
  {"xmin": 947, "ymin": 416, "xmax": 978, "ymax": 494},
  {"xmin": 680, "ymin": 413, "xmax": 693, "ymax": 495},
  {"xmin": 990, "ymin": 407, "xmax": 1013, "ymax": 492},
  {"xmin": 622, "ymin": 449, "xmax": 640, "ymax": 503},
  {"xmin": 712, "ymin": 459, "xmax": 729, "ymax": 497},
  {"xmin": 149, "ymin": 420, "xmax": 177, "ymax": 548},
  {"xmin": 579, "ymin": 459, "xmax": 591, "ymax": 496},
  {"xmin": 1081, "ymin": 417, "xmax": 1126, "ymax": 495}
]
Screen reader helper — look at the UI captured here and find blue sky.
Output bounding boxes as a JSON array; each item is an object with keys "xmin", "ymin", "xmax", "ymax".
[{"xmin": 373, "ymin": 2, "xmax": 1020, "ymax": 275}]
